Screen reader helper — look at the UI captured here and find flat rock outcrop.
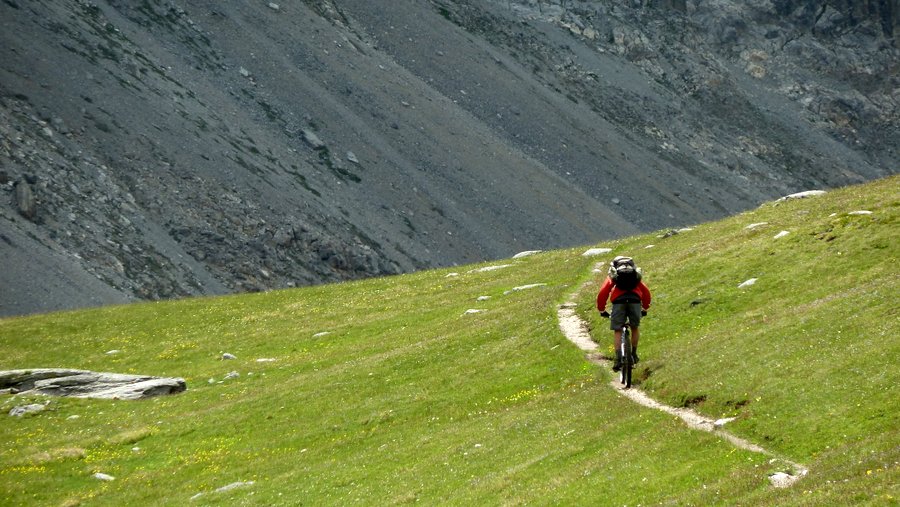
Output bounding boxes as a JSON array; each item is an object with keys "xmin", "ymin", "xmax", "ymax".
[{"xmin": 0, "ymin": 369, "xmax": 186, "ymax": 400}]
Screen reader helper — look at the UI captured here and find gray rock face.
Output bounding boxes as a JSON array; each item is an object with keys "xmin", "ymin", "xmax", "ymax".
[
  {"xmin": 0, "ymin": 0, "xmax": 895, "ymax": 317},
  {"xmin": 0, "ymin": 369, "xmax": 186, "ymax": 400}
]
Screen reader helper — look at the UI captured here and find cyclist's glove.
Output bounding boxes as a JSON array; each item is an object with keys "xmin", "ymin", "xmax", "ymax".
[
  {"xmin": 641, "ymin": 310, "xmax": 648, "ymax": 317},
  {"xmin": 600, "ymin": 311, "xmax": 610, "ymax": 318}
]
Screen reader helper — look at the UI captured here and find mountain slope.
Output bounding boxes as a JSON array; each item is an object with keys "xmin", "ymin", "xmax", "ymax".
[
  {"xmin": 0, "ymin": 175, "xmax": 896, "ymax": 505},
  {"xmin": 1, "ymin": 0, "xmax": 897, "ymax": 316}
]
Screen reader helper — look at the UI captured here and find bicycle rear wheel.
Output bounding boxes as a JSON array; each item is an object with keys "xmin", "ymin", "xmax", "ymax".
[{"xmin": 620, "ymin": 328, "xmax": 633, "ymax": 388}]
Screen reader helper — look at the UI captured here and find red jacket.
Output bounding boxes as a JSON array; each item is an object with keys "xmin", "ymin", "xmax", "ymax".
[{"xmin": 597, "ymin": 277, "xmax": 652, "ymax": 312}]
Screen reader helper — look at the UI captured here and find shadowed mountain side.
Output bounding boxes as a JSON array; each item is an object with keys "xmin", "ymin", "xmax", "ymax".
[
  {"xmin": 0, "ymin": 223, "xmax": 132, "ymax": 316},
  {"xmin": 0, "ymin": 0, "xmax": 896, "ymax": 316}
]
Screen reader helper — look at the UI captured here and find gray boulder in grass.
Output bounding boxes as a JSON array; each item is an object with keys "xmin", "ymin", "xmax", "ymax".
[{"xmin": 0, "ymin": 369, "xmax": 186, "ymax": 400}]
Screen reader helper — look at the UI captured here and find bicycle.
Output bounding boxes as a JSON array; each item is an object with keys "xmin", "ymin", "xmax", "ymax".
[
  {"xmin": 618, "ymin": 324, "xmax": 634, "ymax": 389},
  {"xmin": 600, "ymin": 312, "xmax": 636, "ymax": 389}
]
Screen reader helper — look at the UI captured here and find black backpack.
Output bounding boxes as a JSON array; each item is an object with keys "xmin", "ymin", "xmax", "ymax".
[{"xmin": 608, "ymin": 256, "xmax": 642, "ymax": 291}]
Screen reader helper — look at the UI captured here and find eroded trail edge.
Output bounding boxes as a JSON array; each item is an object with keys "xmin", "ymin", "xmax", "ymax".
[{"xmin": 557, "ymin": 301, "xmax": 808, "ymax": 488}]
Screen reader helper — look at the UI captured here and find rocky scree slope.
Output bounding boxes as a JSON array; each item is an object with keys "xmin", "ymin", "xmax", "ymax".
[{"xmin": 0, "ymin": 0, "xmax": 896, "ymax": 316}]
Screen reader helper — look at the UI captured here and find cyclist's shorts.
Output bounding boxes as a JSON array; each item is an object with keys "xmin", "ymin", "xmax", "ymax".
[{"xmin": 610, "ymin": 303, "xmax": 642, "ymax": 330}]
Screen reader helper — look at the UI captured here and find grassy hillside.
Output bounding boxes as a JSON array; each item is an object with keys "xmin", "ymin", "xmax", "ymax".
[
  {"xmin": 1, "ymin": 176, "xmax": 897, "ymax": 505},
  {"xmin": 578, "ymin": 175, "xmax": 899, "ymax": 505}
]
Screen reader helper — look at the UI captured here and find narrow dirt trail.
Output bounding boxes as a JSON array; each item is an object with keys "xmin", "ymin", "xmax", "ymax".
[{"xmin": 557, "ymin": 300, "xmax": 808, "ymax": 488}]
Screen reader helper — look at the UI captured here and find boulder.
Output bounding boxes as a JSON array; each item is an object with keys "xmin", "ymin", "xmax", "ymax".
[
  {"xmin": 300, "ymin": 129, "xmax": 326, "ymax": 149},
  {"xmin": 769, "ymin": 471, "xmax": 799, "ymax": 488},
  {"xmin": 15, "ymin": 180, "xmax": 36, "ymax": 220},
  {"xmin": 9, "ymin": 403, "xmax": 47, "ymax": 417},
  {"xmin": 0, "ymin": 369, "xmax": 186, "ymax": 400}
]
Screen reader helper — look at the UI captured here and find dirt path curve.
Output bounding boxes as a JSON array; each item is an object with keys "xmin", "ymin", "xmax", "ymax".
[{"xmin": 557, "ymin": 301, "xmax": 809, "ymax": 488}]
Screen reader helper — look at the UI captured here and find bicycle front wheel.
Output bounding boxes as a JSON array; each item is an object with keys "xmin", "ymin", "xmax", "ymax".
[{"xmin": 621, "ymin": 328, "xmax": 633, "ymax": 388}]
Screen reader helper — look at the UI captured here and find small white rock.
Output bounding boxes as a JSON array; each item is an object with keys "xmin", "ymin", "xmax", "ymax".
[
  {"xmin": 312, "ymin": 331, "xmax": 330, "ymax": 338},
  {"xmin": 474, "ymin": 264, "xmax": 512, "ymax": 273},
  {"xmin": 713, "ymin": 417, "xmax": 737, "ymax": 428},
  {"xmin": 217, "ymin": 481, "xmax": 253, "ymax": 493},
  {"xmin": 255, "ymin": 358, "xmax": 277, "ymax": 363},
  {"xmin": 216, "ymin": 481, "xmax": 255, "ymax": 493},
  {"xmin": 738, "ymin": 278, "xmax": 758, "ymax": 288},
  {"xmin": 224, "ymin": 371, "xmax": 240, "ymax": 380},
  {"xmin": 745, "ymin": 222, "xmax": 768, "ymax": 230},
  {"xmin": 777, "ymin": 190, "xmax": 826, "ymax": 201},
  {"xmin": 512, "ymin": 250, "xmax": 542, "ymax": 259},
  {"xmin": 105, "ymin": 349, "xmax": 121, "ymax": 355},
  {"xmin": 93, "ymin": 472, "xmax": 115, "ymax": 481},
  {"xmin": 773, "ymin": 230, "xmax": 790, "ymax": 239},
  {"xmin": 768, "ymin": 472, "xmax": 799, "ymax": 488},
  {"xmin": 510, "ymin": 283, "xmax": 547, "ymax": 292},
  {"xmin": 445, "ymin": 272, "xmax": 459, "ymax": 278},
  {"xmin": 464, "ymin": 309, "xmax": 484, "ymax": 315},
  {"xmin": 267, "ymin": 2, "xmax": 280, "ymax": 10},
  {"xmin": 476, "ymin": 296, "xmax": 491, "ymax": 301},
  {"xmin": 848, "ymin": 210, "xmax": 873, "ymax": 215},
  {"xmin": 222, "ymin": 353, "xmax": 237, "ymax": 360},
  {"xmin": 582, "ymin": 248, "xmax": 612, "ymax": 257}
]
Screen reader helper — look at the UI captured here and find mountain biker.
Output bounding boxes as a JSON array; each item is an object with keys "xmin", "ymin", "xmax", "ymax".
[{"xmin": 597, "ymin": 256, "xmax": 651, "ymax": 372}]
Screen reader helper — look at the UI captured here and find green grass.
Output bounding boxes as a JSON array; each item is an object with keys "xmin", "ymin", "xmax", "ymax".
[
  {"xmin": 577, "ymin": 175, "xmax": 899, "ymax": 505},
  {"xmin": 1, "ymin": 176, "xmax": 898, "ymax": 505}
]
